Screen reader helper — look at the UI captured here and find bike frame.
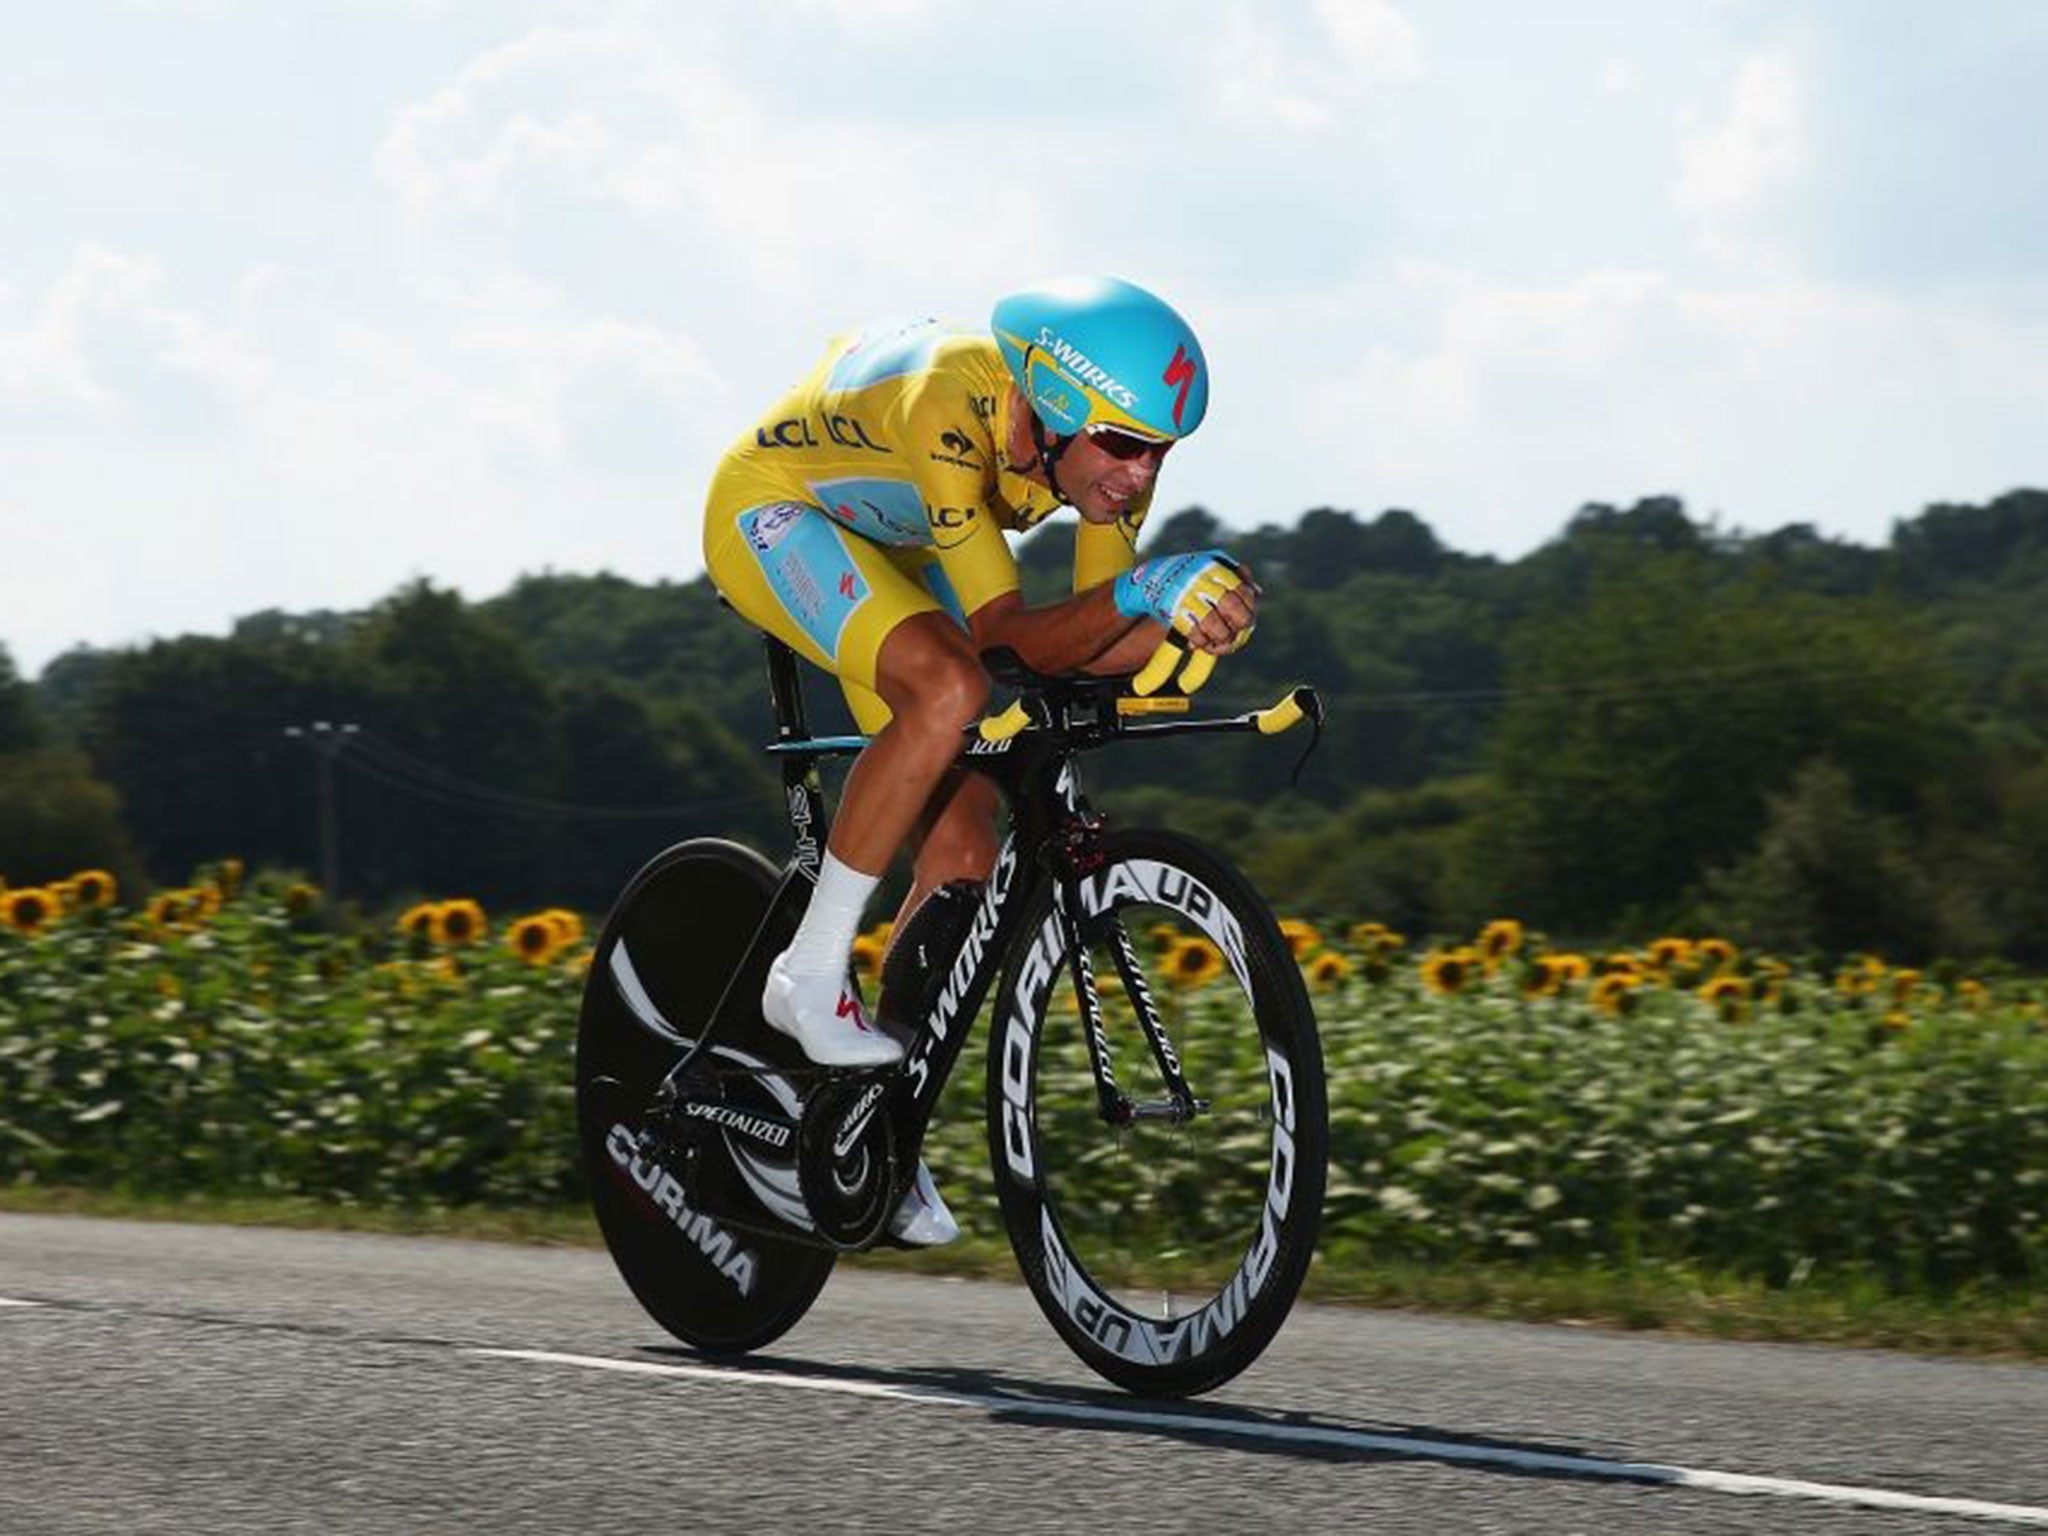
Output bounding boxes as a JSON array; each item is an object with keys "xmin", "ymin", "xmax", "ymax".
[{"xmin": 654, "ymin": 634, "xmax": 1319, "ymax": 1243}]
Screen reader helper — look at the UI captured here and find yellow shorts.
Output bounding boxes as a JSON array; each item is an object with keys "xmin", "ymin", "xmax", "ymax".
[{"xmin": 702, "ymin": 464, "xmax": 970, "ymax": 734}]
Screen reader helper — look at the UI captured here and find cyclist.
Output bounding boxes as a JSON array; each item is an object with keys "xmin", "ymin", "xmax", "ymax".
[{"xmin": 701, "ymin": 276, "xmax": 1257, "ymax": 1242}]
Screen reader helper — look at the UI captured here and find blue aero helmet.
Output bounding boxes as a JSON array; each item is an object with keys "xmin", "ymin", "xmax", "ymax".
[{"xmin": 991, "ymin": 276, "xmax": 1209, "ymax": 447}]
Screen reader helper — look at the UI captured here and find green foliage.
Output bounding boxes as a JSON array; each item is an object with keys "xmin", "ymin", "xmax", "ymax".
[
  {"xmin": 1893, "ymin": 488, "xmax": 2048, "ymax": 594},
  {"xmin": 11, "ymin": 486, "xmax": 2048, "ymax": 957},
  {"xmin": 1701, "ymin": 760, "xmax": 1942, "ymax": 960},
  {"xmin": 0, "ymin": 750, "xmax": 139, "ymax": 888},
  {"xmin": 6, "ymin": 895, "xmax": 2043, "ymax": 1298},
  {"xmin": 1467, "ymin": 554, "xmax": 1957, "ymax": 936},
  {"xmin": 0, "ymin": 645, "xmax": 45, "ymax": 753},
  {"xmin": 0, "ymin": 883, "xmax": 583, "ymax": 1206}
]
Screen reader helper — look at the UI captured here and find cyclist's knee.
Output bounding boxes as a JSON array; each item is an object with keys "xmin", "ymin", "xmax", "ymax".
[
  {"xmin": 922, "ymin": 657, "xmax": 990, "ymax": 732},
  {"xmin": 878, "ymin": 622, "xmax": 988, "ymax": 734}
]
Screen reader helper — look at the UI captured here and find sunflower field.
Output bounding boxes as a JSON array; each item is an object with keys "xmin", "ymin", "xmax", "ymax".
[{"xmin": 3, "ymin": 867, "xmax": 2046, "ymax": 1295}]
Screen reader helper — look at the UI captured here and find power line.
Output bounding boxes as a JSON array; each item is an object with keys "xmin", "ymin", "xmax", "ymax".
[{"xmin": 334, "ymin": 728, "xmax": 767, "ymax": 823}]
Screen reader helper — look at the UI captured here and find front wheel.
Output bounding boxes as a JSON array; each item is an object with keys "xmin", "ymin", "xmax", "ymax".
[{"xmin": 987, "ymin": 830, "xmax": 1327, "ymax": 1396}]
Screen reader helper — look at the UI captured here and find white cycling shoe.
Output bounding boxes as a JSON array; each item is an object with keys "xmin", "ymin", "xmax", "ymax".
[
  {"xmin": 762, "ymin": 953, "xmax": 904, "ymax": 1069},
  {"xmin": 888, "ymin": 1160, "xmax": 959, "ymax": 1247}
]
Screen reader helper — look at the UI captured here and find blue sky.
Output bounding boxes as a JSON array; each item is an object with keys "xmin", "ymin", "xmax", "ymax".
[{"xmin": 3, "ymin": 0, "xmax": 2044, "ymax": 677}]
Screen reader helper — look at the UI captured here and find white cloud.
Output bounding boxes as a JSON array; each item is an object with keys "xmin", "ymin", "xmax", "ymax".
[
  {"xmin": 373, "ymin": 16, "xmax": 1054, "ymax": 295},
  {"xmin": 1258, "ymin": 261, "xmax": 2048, "ymax": 553},
  {"xmin": 0, "ymin": 243, "xmax": 266, "ymax": 414},
  {"xmin": 1601, "ymin": 56, "xmax": 1638, "ymax": 96},
  {"xmin": 1203, "ymin": 1, "xmax": 1422, "ymax": 133},
  {"xmin": 375, "ymin": 25, "xmax": 628, "ymax": 216},
  {"xmin": 1196, "ymin": 256, "xmax": 2048, "ymax": 557},
  {"xmin": 6, "ymin": 0, "xmax": 2045, "ymax": 681},
  {"xmin": 1673, "ymin": 45, "xmax": 1807, "ymax": 263},
  {"xmin": 1315, "ymin": 0, "xmax": 1424, "ymax": 81}
]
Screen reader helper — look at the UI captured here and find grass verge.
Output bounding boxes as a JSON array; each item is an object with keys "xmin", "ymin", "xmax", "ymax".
[{"xmin": 3, "ymin": 1185, "xmax": 2041, "ymax": 1362}]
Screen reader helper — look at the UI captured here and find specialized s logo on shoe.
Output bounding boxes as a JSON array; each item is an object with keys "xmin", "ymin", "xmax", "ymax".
[{"xmin": 836, "ymin": 989, "xmax": 876, "ymax": 1032}]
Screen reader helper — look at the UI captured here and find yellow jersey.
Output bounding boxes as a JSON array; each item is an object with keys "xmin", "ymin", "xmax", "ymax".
[{"xmin": 711, "ymin": 317, "xmax": 1150, "ymax": 618}]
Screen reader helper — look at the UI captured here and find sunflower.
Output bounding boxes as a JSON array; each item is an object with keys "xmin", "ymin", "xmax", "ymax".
[
  {"xmin": 2, "ymin": 887, "xmax": 58, "ymax": 934},
  {"xmin": 1890, "ymin": 969, "xmax": 1923, "ymax": 1006},
  {"xmin": 506, "ymin": 914, "xmax": 562, "ymax": 965},
  {"xmin": 1349, "ymin": 920, "xmax": 1405, "ymax": 956},
  {"xmin": 1478, "ymin": 918, "xmax": 1525, "ymax": 965},
  {"xmin": 1308, "ymin": 951, "xmax": 1353, "ymax": 991},
  {"xmin": 1165, "ymin": 936, "xmax": 1224, "ymax": 989},
  {"xmin": 541, "ymin": 907, "xmax": 586, "ymax": 946},
  {"xmin": 48, "ymin": 878, "xmax": 80, "ymax": 912},
  {"xmin": 1591, "ymin": 972, "xmax": 1640, "ymax": 1016},
  {"xmin": 1521, "ymin": 956, "xmax": 1563, "ymax": 999},
  {"xmin": 211, "ymin": 858, "xmax": 245, "ymax": 900},
  {"xmin": 1834, "ymin": 968, "xmax": 1876, "ymax": 1001},
  {"xmin": 1698, "ymin": 973, "xmax": 1750, "ymax": 1022},
  {"xmin": 70, "ymin": 869, "xmax": 119, "ymax": 908},
  {"xmin": 1598, "ymin": 952, "xmax": 1642, "ymax": 977},
  {"xmin": 1550, "ymin": 953, "xmax": 1592, "ymax": 985},
  {"xmin": 1421, "ymin": 948, "xmax": 1477, "ymax": 996},
  {"xmin": 1699, "ymin": 974, "xmax": 1749, "ymax": 1004},
  {"xmin": 144, "ymin": 891, "xmax": 187, "ymax": 930},
  {"xmin": 850, "ymin": 933, "xmax": 884, "ymax": 979},
  {"xmin": 435, "ymin": 899, "xmax": 487, "ymax": 946},
  {"xmin": 1278, "ymin": 919, "xmax": 1322, "ymax": 960},
  {"xmin": 283, "ymin": 882, "xmax": 321, "ymax": 917},
  {"xmin": 397, "ymin": 902, "xmax": 440, "ymax": 943},
  {"xmin": 1695, "ymin": 936, "xmax": 1737, "ymax": 969},
  {"xmin": 146, "ymin": 887, "xmax": 218, "ymax": 932},
  {"xmin": 1647, "ymin": 936, "xmax": 1693, "ymax": 971},
  {"xmin": 1957, "ymin": 978, "xmax": 1990, "ymax": 1010},
  {"xmin": 1148, "ymin": 922, "xmax": 1181, "ymax": 953}
]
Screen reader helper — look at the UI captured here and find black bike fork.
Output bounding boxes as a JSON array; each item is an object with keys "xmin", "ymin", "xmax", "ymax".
[{"xmin": 1049, "ymin": 823, "xmax": 1207, "ymax": 1128}]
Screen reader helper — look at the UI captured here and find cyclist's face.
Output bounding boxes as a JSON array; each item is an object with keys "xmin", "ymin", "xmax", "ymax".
[{"xmin": 1064, "ymin": 427, "xmax": 1170, "ymax": 524}]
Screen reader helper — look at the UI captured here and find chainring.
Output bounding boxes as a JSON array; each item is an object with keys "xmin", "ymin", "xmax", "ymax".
[{"xmin": 795, "ymin": 1072, "xmax": 898, "ymax": 1250}]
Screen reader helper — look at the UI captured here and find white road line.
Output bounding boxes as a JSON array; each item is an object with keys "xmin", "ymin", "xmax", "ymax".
[{"xmin": 471, "ymin": 1347, "xmax": 2048, "ymax": 1528}]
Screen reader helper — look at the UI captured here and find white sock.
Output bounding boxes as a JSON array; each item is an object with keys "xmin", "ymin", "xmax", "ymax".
[{"xmin": 780, "ymin": 851, "xmax": 880, "ymax": 976}]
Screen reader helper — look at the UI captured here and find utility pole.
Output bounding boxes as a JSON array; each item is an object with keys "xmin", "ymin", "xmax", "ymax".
[{"xmin": 283, "ymin": 721, "xmax": 359, "ymax": 896}]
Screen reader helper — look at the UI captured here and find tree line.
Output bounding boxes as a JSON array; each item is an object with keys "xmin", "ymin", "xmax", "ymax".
[{"xmin": 5, "ymin": 487, "xmax": 2046, "ymax": 963}]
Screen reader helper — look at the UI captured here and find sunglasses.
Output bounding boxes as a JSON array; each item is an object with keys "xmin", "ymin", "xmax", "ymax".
[{"xmin": 1083, "ymin": 424, "xmax": 1173, "ymax": 462}]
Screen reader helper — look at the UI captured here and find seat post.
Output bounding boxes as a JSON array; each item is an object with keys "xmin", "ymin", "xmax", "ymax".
[{"xmin": 762, "ymin": 635, "xmax": 810, "ymax": 742}]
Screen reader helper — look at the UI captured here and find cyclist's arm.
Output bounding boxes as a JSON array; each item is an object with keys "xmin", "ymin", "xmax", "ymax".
[
  {"xmin": 1072, "ymin": 495, "xmax": 1148, "ymax": 591},
  {"xmin": 966, "ymin": 586, "xmax": 1150, "ymax": 675}
]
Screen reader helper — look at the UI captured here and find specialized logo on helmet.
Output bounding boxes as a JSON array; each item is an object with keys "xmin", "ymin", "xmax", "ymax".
[
  {"xmin": 1036, "ymin": 327, "xmax": 1139, "ymax": 411},
  {"xmin": 1162, "ymin": 345, "xmax": 1198, "ymax": 430}
]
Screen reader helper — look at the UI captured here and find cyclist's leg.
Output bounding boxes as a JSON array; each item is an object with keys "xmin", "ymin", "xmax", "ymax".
[
  {"xmin": 704, "ymin": 493, "xmax": 986, "ymax": 1068},
  {"xmin": 840, "ymin": 555, "xmax": 1002, "ymax": 935}
]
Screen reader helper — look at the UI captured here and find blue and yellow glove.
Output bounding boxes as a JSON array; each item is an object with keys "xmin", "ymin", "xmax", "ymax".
[{"xmin": 1113, "ymin": 550, "xmax": 1254, "ymax": 695}]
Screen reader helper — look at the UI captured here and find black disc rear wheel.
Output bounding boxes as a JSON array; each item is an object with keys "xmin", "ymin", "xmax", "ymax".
[{"xmin": 576, "ymin": 838, "xmax": 834, "ymax": 1353}]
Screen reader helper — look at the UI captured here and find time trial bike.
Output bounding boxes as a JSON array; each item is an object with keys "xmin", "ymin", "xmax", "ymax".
[{"xmin": 575, "ymin": 634, "xmax": 1328, "ymax": 1396}]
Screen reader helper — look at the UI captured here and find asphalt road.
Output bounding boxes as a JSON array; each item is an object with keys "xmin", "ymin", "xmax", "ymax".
[{"xmin": 3, "ymin": 1212, "xmax": 2045, "ymax": 1534}]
